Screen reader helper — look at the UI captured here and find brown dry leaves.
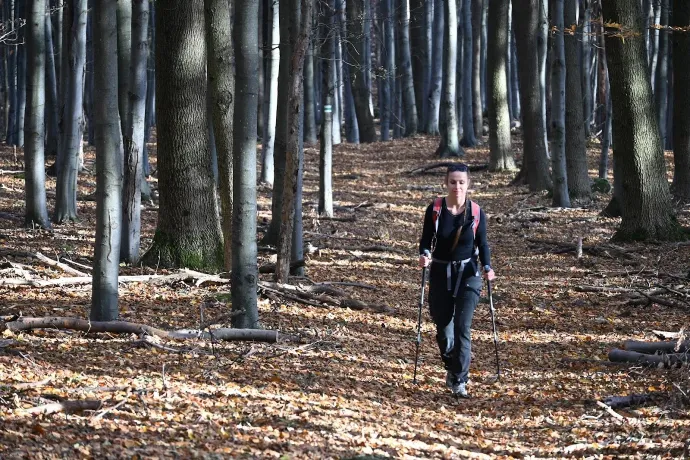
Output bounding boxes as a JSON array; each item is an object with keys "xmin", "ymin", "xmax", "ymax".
[{"xmin": 1, "ymin": 137, "xmax": 689, "ymax": 458}]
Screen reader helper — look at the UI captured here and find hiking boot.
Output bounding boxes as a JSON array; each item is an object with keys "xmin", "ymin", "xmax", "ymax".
[
  {"xmin": 445, "ymin": 371, "xmax": 454, "ymax": 389},
  {"xmin": 452, "ymin": 381, "xmax": 469, "ymax": 398}
]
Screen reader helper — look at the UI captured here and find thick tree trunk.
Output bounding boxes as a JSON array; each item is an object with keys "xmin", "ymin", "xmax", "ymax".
[
  {"xmin": 512, "ymin": 0, "xmax": 552, "ymax": 191},
  {"xmin": 44, "ymin": 8, "xmax": 59, "ymax": 158},
  {"xmin": 459, "ymin": 0, "xmax": 476, "ymax": 147},
  {"xmin": 487, "ymin": 0, "xmax": 515, "ymax": 171},
  {"xmin": 120, "ymin": 0, "xmax": 149, "ymax": 264},
  {"xmin": 24, "ymin": 0, "xmax": 50, "ymax": 229},
  {"xmin": 564, "ymin": 0, "xmax": 590, "ymax": 199},
  {"xmin": 425, "ymin": 0, "xmax": 443, "ymax": 134},
  {"xmin": 550, "ymin": 0, "xmax": 569, "ymax": 207},
  {"xmin": 410, "ymin": 0, "xmax": 426, "ymax": 129},
  {"xmin": 654, "ymin": 0, "xmax": 669, "ymax": 148},
  {"xmin": 277, "ymin": 0, "xmax": 312, "ymax": 282},
  {"xmin": 260, "ymin": 0, "xmax": 279, "ymax": 185},
  {"xmin": 602, "ymin": 0, "xmax": 682, "ymax": 241},
  {"xmin": 231, "ymin": 0, "xmax": 260, "ymax": 328},
  {"xmin": 142, "ymin": 0, "xmax": 224, "ymax": 269},
  {"xmin": 471, "ymin": 0, "xmax": 483, "ymax": 138},
  {"xmin": 345, "ymin": 0, "xmax": 377, "ymax": 142},
  {"xmin": 54, "ymin": 0, "xmax": 87, "ymax": 223},
  {"xmin": 435, "ymin": 0, "xmax": 461, "ymax": 157},
  {"xmin": 116, "ymin": 0, "xmax": 132, "ymax": 141},
  {"xmin": 672, "ymin": 0, "xmax": 690, "ymax": 200},
  {"xmin": 399, "ymin": 0, "xmax": 417, "ymax": 136},
  {"xmin": 91, "ymin": 0, "xmax": 123, "ymax": 322},
  {"xmin": 205, "ymin": 0, "xmax": 235, "ymax": 272}
]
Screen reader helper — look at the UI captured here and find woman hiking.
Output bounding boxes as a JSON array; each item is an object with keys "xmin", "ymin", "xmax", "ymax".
[{"xmin": 418, "ymin": 163, "xmax": 495, "ymax": 398}]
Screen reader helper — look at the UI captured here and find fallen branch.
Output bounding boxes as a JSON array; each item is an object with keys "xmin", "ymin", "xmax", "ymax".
[
  {"xmin": 601, "ymin": 393, "xmax": 662, "ymax": 409},
  {"xmin": 18, "ymin": 399, "xmax": 103, "ymax": 416},
  {"xmin": 259, "ymin": 259, "xmax": 305, "ymax": 274},
  {"xmin": 596, "ymin": 400, "xmax": 625, "ymax": 421},
  {"xmin": 34, "ymin": 252, "xmax": 88, "ymax": 277},
  {"xmin": 316, "ymin": 215, "xmax": 356, "ymax": 222},
  {"xmin": 314, "ymin": 281, "xmax": 379, "ymax": 291},
  {"xmin": 608, "ymin": 348, "xmax": 690, "ymax": 367},
  {"xmin": 3, "ymin": 316, "xmax": 300, "ymax": 343},
  {"xmin": 623, "ymin": 340, "xmax": 690, "ymax": 354},
  {"xmin": 405, "ymin": 162, "xmax": 488, "ymax": 175},
  {"xmin": 0, "ymin": 170, "xmax": 24, "ymax": 175},
  {"xmin": 258, "ymin": 281, "xmax": 391, "ymax": 313},
  {"xmin": 652, "ymin": 330, "xmax": 686, "ymax": 340},
  {"xmin": 3, "ymin": 378, "xmax": 52, "ymax": 391}
]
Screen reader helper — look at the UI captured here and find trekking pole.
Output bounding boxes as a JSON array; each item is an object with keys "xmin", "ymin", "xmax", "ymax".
[
  {"xmin": 413, "ymin": 251, "xmax": 429, "ymax": 385},
  {"xmin": 486, "ymin": 279, "xmax": 501, "ymax": 380}
]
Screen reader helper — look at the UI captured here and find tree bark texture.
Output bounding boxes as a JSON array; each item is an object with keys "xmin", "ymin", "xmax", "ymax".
[
  {"xmin": 550, "ymin": 0, "xmax": 569, "ymax": 207},
  {"xmin": 602, "ymin": 0, "xmax": 681, "ymax": 241},
  {"xmin": 143, "ymin": 0, "xmax": 224, "ymax": 269},
  {"xmin": 91, "ymin": 0, "xmax": 124, "ymax": 321},
  {"xmin": 435, "ymin": 0, "xmax": 461, "ymax": 157},
  {"xmin": 672, "ymin": 0, "xmax": 690, "ymax": 200},
  {"xmin": 398, "ymin": 0, "xmax": 417, "ymax": 136}
]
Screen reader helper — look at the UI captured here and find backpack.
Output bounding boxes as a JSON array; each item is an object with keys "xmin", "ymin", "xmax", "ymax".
[{"xmin": 431, "ymin": 197, "xmax": 481, "ymax": 244}]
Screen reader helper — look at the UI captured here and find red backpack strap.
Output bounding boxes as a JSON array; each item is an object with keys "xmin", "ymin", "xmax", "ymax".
[
  {"xmin": 432, "ymin": 197, "xmax": 443, "ymax": 234},
  {"xmin": 470, "ymin": 201, "xmax": 481, "ymax": 238}
]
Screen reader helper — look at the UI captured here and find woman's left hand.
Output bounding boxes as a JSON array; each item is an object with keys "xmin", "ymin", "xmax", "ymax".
[{"xmin": 483, "ymin": 268, "xmax": 496, "ymax": 281}]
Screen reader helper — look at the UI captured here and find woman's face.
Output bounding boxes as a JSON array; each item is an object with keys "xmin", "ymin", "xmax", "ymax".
[{"xmin": 445, "ymin": 171, "xmax": 469, "ymax": 201}]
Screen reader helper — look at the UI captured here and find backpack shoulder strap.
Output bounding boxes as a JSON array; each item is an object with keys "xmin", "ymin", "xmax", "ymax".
[
  {"xmin": 432, "ymin": 197, "xmax": 443, "ymax": 234},
  {"xmin": 470, "ymin": 200, "xmax": 481, "ymax": 238}
]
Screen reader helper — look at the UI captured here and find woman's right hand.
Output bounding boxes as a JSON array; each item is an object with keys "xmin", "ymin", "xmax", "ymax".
[{"xmin": 419, "ymin": 253, "xmax": 431, "ymax": 268}]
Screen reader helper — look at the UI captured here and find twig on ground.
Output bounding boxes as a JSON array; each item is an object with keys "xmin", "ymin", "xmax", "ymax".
[{"xmin": 18, "ymin": 399, "xmax": 103, "ymax": 416}]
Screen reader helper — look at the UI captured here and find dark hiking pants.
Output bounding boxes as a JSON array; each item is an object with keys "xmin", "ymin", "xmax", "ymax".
[{"xmin": 428, "ymin": 274, "xmax": 482, "ymax": 384}]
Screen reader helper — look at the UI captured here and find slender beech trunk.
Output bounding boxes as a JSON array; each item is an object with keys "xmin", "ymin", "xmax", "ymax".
[
  {"xmin": 277, "ymin": 0, "xmax": 312, "ymax": 283},
  {"xmin": 117, "ymin": 0, "xmax": 132, "ymax": 142},
  {"xmin": 91, "ymin": 0, "xmax": 123, "ymax": 321},
  {"xmin": 303, "ymin": 34, "xmax": 317, "ymax": 144},
  {"xmin": 564, "ymin": 0, "xmax": 590, "ymax": 199},
  {"xmin": 261, "ymin": 0, "xmax": 279, "ymax": 185},
  {"xmin": 435, "ymin": 0, "xmax": 461, "ymax": 157},
  {"xmin": 380, "ymin": 0, "xmax": 393, "ymax": 140},
  {"xmin": 54, "ymin": 0, "xmax": 87, "ymax": 223},
  {"xmin": 512, "ymin": 0, "xmax": 552, "ymax": 191},
  {"xmin": 425, "ymin": 0, "xmax": 443, "ymax": 134},
  {"xmin": 654, "ymin": 0, "xmax": 669, "ymax": 148},
  {"xmin": 487, "ymin": 0, "xmax": 515, "ymax": 170},
  {"xmin": 460, "ymin": 0, "xmax": 476, "ymax": 147},
  {"xmin": 25, "ymin": 0, "xmax": 50, "ymax": 229},
  {"xmin": 410, "ymin": 0, "xmax": 426, "ymax": 129},
  {"xmin": 205, "ymin": 0, "xmax": 235, "ymax": 271},
  {"xmin": 44, "ymin": 6, "xmax": 59, "ymax": 158},
  {"xmin": 471, "ymin": 0, "xmax": 483, "ymax": 138},
  {"xmin": 671, "ymin": 0, "xmax": 690, "ymax": 200},
  {"xmin": 399, "ymin": 0, "xmax": 417, "ymax": 135},
  {"xmin": 550, "ymin": 0, "xmax": 569, "ymax": 207}
]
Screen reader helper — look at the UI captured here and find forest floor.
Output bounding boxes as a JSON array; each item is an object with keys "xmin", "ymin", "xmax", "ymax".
[{"xmin": 0, "ymin": 134, "xmax": 689, "ymax": 459}]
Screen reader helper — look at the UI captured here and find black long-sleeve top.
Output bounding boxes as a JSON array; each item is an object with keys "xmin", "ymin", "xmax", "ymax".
[{"xmin": 419, "ymin": 198, "xmax": 491, "ymax": 279}]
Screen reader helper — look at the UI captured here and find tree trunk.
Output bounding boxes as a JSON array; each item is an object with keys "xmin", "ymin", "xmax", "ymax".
[
  {"xmin": 260, "ymin": 0, "xmax": 279, "ymax": 185},
  {"xmin": 120, "ymin": 0, "xmax": 149, "ymax": 264},
  {"xmin": 654, "ymin": 0, "xmax": 669, "ymax": 148},
  {"xmin": 345, "ymin": 0, "xmax": 377, "ymax": 142},
  {"xmin": 277, "ymin": 0, "xmax": 312, "ymax": 282},
  {"xmin": 231, "ymin": 0, "xmax": 260, "ymax": 327},
  {"xmin": 24, "ymin": 0, "xmax": 50, "ymax": 229},
  {"xmin": 44, "ymin": 6, "xmax": 59, "ymax": 158},
  {"xmin": 486, "ymin": 0, "xmax": 515, "ymax": 171},
  {"xmin": 512, "ymin": 0, "xmax": 552, "ymax": 191},
  {"xmin": 602, "ymin": 0, "xmax": 682, "ymax": 241},
  {"xmin": 510, "ymin": 30, "xmax": 520, "ymax": 120},
  {"xmin": 471, "ymin": 0, "xmax": 483, "ymax": 138},
  {"xmin": 550, "ymin": 0, "xmax": 569, "ymax": 207},
  {"xmin": 425, "ymin": 0, "xmax": 443, "ymax": 134},
  {"xmin": 205, "ymin": 0, "xmax": 235, "ymax": 272},
  {"xmin": 319, "ymin": 0, "xmax": 335, "ymax": 215},
  {"xmin": 398, "ymin": 0, "xmax": 417, "ymax": 136},
  {"xmin": 142, "ymin": 0, "xmax": 224, "ymax": 269},
  {"xmin": 116, "ymin": 0, "xmax": 131, "ymax": 142},
  {"xmin": 16, "ymin": 0, "xmax": 27, "ymax": 148},
  {"xmin": 580, "ymin": 2, "xmax": 592, "ymax": 138},
  {"xmin": 460, "ymin": 0, "xmax": 476, "ymax": 147},
  {"xmin": 671, "ymin": 0, "xmax": 690, "ymax": 200},
  {"xmin": 564, "ymin": 0, "xmax": 590, "ymax": 199},
  {"xmin": 649, "ymin": 0, "xmax": 660, "ymax": 86},
  {"xmin": 54, "ymin": 0, "xmax": 87, "ymax": 223},
  {"xmin": 435, "ymin": 0, "xmax": 461, "ymax": 157},
  {"xmin": 91, "ymin": 0, "xmax": 123, "ymax": 322},
  {"xmin": 410, "ymin": 0, "xmax": 426, "ymax": 129},
  {"xmin": 303, "ymin": 35, "xmax": 317, "ymax": 144},
  {"xmin": 380, "ymin": 0, "xmax": 393, "ymax": 140},
  {"xmin": 339, "ymin": 0, "xmax": 360, "ymax": 143}
]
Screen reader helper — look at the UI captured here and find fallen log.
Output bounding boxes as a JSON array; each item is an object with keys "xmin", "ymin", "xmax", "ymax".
[
  {"xmin": 652, "ymin": 330, "xmax": 686, "ymax": 340},
  {"xmin": 17, "ymin": 399, "xmax": 103, "ymax": 416},
  {"xmin": 0, "ymin": 269, "xmax": 230, "ymax": 288},
  {"xmin": 34, "ymin": 252, "xmax": 88, "ymax": 277},
  {"xmin": 623, "ymin": 340, "xmax": 690, "ymax": 354},
  {"xmin": 3, "ymin": 316, "xmax": 299, "ymax": 343},
  {"xmin": 601, "ymin": 393, "xmax": 662, "ymax": 409},
  {"xmin": 405, "ymin": 162, "xmax": 488, "ymax": 175},
  {"xmin": 608, "ymin": 348, "xmax": 690, "ymax": 366},
  {"xmin": 257, "ymin": 281, "xmax": 392, "ymax": 313}
]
